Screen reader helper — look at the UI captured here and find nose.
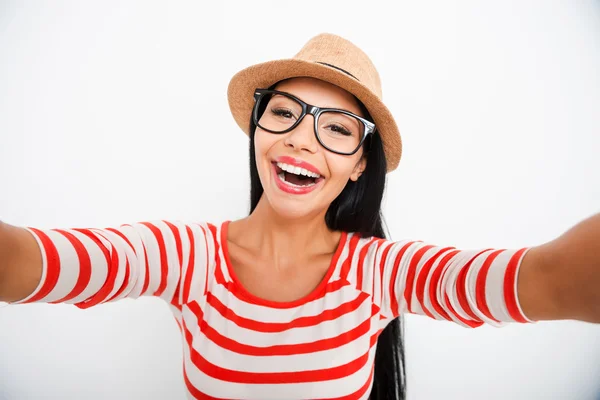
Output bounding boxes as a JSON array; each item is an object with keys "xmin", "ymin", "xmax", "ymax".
[{"xmin": 283, "ymin": 113, "xmax": 319, "ymax": 153}]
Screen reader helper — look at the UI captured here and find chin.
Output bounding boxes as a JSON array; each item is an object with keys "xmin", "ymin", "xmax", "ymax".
[{"xmin": 265, "ymin": 192, "xmax": 326, "ymax": 221}]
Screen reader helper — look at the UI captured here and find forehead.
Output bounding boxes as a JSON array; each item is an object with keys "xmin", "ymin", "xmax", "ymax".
[{"xmin": 273, "ymin": 77, "xmax": 364, "ymax": 116}]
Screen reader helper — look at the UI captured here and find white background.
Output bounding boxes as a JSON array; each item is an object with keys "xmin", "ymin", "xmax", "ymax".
[{"xmin": 1, "ymin": 1, "xmax": 599, "ymax": 399}]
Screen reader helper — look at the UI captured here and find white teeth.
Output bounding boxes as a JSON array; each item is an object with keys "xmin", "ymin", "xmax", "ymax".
[
  {"xmin": 276, "ymin": 162, "xmax": 321, "ymax": 179},
  {"xmin": 278, "ymin": 171, "xmax": 316, "ymax": 188}
]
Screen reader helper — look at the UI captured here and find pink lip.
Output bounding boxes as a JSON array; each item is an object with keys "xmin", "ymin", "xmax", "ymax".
[
  {"xmin": 274, "ymin": 156, "xmax": 323, "ymax": 177},
  {"xmin": 271, "ymin": 162, "xmax": 324, "ymax": 195}
]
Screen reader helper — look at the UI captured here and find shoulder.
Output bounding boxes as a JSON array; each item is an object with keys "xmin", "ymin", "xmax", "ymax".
[
  {"xmin": 122, "ymin": 220, "xmax": 224, "ymax": 251},
  {"xmin": 342, "ymin": 231, "xmax": 390, "ymax": 251},
  {"xmin": 339, "ymin": 231, "xmax": 391, "ymax": 268}
]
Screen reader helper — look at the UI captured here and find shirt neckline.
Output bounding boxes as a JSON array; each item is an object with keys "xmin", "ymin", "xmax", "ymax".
[{"xmin": 220, "ymin": 220, "xmax": 348, "ymax": 309}]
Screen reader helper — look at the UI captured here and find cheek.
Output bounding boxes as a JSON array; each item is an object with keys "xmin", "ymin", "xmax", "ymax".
[
  {"xmin": 324, "ymin": 154, "xmax": 362, "ymax": 185},
  {"xmin": 253, "ymin": 129, "xmax": 282, "ymax": 184},
  {"xmin": 254, "ymin": 129, "xmax": 279, "ymax": 158},
  {"xmin": 253, "ymin": 131, "xmax": 271, "ymax": 167}
]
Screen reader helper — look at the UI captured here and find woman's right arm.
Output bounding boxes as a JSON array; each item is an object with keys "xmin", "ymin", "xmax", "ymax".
[{"xmin": 0, "ymin": 220, "xmax": 212, "ymax": 307}]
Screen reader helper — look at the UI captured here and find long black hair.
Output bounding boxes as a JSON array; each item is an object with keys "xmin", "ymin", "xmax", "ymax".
[{"xmin": 248, "ymin": 84, "xmax": 407, "ymax": 400}]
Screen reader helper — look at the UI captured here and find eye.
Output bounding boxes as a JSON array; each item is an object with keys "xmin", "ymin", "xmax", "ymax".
[
  {"xmin": 326, "ymin": 124, "xmax": 353, "ymax": 136},
  {"xmin": 271, "ymin": 108, "xmax": 296, "ymax": 120}
]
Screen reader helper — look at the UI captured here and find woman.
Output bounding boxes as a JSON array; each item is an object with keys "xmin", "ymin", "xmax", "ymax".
[{"xmin": 0, "ymin": 33, "xmax": 599, "ymax": 400}]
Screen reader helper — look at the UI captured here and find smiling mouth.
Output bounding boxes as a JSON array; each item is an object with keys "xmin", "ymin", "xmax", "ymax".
[{"xmin": 272, "ymin": 161, "xmax": 324, "ymax": 187}]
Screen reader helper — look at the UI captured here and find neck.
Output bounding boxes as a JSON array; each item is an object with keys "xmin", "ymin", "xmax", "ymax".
[{"xmin": 237, "ymin": 195, "xmax": 340, "ymax": 264}]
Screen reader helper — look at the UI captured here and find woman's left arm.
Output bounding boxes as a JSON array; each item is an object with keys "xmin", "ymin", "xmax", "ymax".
[{"xmin": 518, "ymin": 212, "xmax": 600, "ymax": 323}]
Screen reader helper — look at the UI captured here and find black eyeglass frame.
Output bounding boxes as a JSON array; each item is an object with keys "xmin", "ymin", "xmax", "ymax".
[{"xmin": 252, "ymin": 88, "xmax": 376, "ymax": 156}]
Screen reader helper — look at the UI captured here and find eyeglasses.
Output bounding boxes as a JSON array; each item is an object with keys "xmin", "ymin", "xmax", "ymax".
[{"xmin": 252, "ymin": 89, "xmax": 375, "ymax": 155}]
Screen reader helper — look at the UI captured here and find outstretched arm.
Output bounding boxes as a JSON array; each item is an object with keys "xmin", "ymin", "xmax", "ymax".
[
  {"xmin": 375, "ymin": 213, "xmax": 600, "ymax": 328},
  {"xmin": 0, "ymin": 220, "xmax": 211, "ymax": 308},
  {"xmin": 518, "ymin": 212, "xmax": 600, "ymax": 323}
]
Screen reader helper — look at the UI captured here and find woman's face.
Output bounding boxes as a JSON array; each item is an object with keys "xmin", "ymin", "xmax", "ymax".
[{"xmin": 254, "ymin": 77, "xmax": 367, "ymax": 220}]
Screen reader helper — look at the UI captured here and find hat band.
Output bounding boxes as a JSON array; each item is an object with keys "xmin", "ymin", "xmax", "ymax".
[{"xmin": 315, "ymin": 62, "xmax": 359, "ymax": 81}]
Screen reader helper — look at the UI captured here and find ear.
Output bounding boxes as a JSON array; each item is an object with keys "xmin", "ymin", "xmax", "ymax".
[{"xmin": 350, "ymin": 156, "xmax": 367, "ymax": 182}]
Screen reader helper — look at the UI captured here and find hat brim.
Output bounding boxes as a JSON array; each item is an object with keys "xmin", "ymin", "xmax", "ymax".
[{"xmin": 227, "ymin": 59, "xmax": 402, "ymax": 172}]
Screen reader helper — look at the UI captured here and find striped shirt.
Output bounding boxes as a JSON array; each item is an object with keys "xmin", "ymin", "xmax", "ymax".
[{"xmin": 13, "ymin": 220, "xmax": 532, "ymax": 399}]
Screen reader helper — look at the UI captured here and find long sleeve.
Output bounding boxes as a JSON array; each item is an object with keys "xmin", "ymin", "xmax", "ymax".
[
  {"xmin": 375, "ymin": 239, "xmax": 534, "ymax": 328},
  {"xmin": 10, "ymin": 221, "xmax": 212, "ymax": 308}
]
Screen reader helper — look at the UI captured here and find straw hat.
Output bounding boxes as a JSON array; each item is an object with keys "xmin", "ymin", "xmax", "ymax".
[{"xmin": 227, "ymin": 33, "xmax": 402, "ymax": 172}]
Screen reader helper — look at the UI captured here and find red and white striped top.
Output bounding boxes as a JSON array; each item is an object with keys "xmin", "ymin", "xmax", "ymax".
[{"xmin": 14, "ymin": 220, "xmax": 533, "ymax": 399}]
